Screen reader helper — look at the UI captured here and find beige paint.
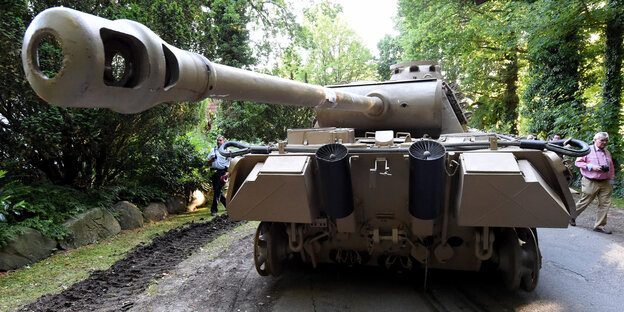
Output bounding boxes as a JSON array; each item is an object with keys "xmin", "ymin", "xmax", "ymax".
[
  {"xmin": 457, "ymin": 153, "xmax": 569, "ymax": 227},
  {"xmin": 228, "ymin": 156, "xmax": 320, "ymax": 223}
]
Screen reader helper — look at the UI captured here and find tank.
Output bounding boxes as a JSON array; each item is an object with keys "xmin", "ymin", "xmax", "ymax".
[{"xmin": 22, "ymin": 7, "xmax": 590, "ymax": 291}]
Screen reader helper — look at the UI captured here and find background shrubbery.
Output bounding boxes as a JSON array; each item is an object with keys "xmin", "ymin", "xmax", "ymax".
[
  {"xmin": 0, "ymin": 130, "xmax": 214, "ymax": 247},
  {"xmin": 0, "ymin": 169, "xmax": 193, "ymax": 247},
  {"xmin": 1, "ymin": 176, "xmax": 96, "ymax": 246}
]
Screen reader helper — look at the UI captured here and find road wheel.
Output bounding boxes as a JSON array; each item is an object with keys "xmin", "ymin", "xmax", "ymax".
[
  {"xmin": 254, "ymin": 222, "xmax": 271, "ymax": 276},
  {"xmin": 254, "ymin": 222, "xmax": 289, "ymax": 277},
  {"xmin": 518, "ymin": 228, "xmax": 541, "ymax": 291},
  {"xmin": 497, "ymin": 228, "xmax": 522, "ymax": 291},
  {"xmin": 496, "ymin": 228, "xmax": 542, "ymax": 292}
]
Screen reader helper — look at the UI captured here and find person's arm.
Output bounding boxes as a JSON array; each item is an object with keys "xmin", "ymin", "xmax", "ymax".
[
  {"xmin": 223, "ymin": 157, "xmax": 231, "ymax": 178},
  {"xmin": 575, "ymin": 155, "xmax": 590, "ymax": 170},
  {"xmin": 207, "ymin": 148, "xmax": 216, "ymax": 164},
  {"xmin": 608, "ymin": 152, "xmax": 616, "ymax": 181}
]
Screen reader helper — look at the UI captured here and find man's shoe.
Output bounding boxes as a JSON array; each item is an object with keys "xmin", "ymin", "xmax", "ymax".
[
  {"xmin": 211, "ymin": 212, "xmax": 216, "ymax": 216},
  {"xmin": 593, "ymin": 227, "xmax": 612, "ymax": 234},
  {"xmin": 569, "ymin": 218, "xmax": 576, "ymax": 226}
]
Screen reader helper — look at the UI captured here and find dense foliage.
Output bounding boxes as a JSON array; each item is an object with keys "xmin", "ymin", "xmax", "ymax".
[
  {"xmin": 297, "ymin": 2, "xmax": 378, "ymax": 86},
  {"xmin": 392, "ymin": 0, "xmax": 624, "ymax": 191},
  {"xmin": 394, "ymin": 0, "xmax": 622, "ymax": 139},
  {"xmin": 395, "ymin": 0, "xmax": 527, "ymax": 134},
  {"xmin": 377, "ymin": 35, "xmax": 404, "ymax": 80},
  {"xmin": 521, "ymin": 0, "xmax": 587, "ymax": 139},
  {"xmin": 601, "ymin": 0, "xmax": 624, "ymax": 174}
]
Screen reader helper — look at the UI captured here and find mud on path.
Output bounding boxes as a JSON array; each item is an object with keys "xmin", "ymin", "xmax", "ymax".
[{"xmin": 18, "ymin": 215, "xmax": 243, "ymax": 312}]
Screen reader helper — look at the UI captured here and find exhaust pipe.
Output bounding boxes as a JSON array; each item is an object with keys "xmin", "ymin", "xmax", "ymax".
[
  {"xmin": 408, "ymin": 140, "xmax": 446, "ymax": 219},
  {"xmin": 315, "ymin": 144, "xmax": 354, "ymax": 219}
]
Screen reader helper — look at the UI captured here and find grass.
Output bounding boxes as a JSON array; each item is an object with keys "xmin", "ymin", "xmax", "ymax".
[
  {"xmin": 0, "ymin": 205, "xmax": 224, "ymax": 312},
  {"xmin": 611, "ymin": 196, "xmax": 624, "ymax": 209}
]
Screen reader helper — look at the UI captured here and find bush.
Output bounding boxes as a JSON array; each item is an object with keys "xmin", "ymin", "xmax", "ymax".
[
  {"xmin": 0, "ymin": 177, "xmax": 91, "ymax": 246},
  {"xmin": 96, "ymin": 185, "xmax": 169, "ymax": 209},
  {"xmin": 1, "ymin": 171, "xmax": 25, "ymax": 246},
  {"xmin": 0, "ymin": 130, "xmax": 215, "ymax": 246},
  {"xmin": 122, "ymin": 135, "xmax": 212, "ymax": 202},
  {"xmin": 0, "ymin": 174, "xmax": 180, "ymax": 247}
]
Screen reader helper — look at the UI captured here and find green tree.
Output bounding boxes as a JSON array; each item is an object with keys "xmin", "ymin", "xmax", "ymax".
[
  {"xmin": 520, "ymin": 0, "xmax": 587, "ymax": 139},
  {"xmin": 397, "ymin": 0, "xmax": 526, "ymax": 134},
  {"xmin": 209, "ymin": 0, "xmax": 314, "ymax": 143},
  {"xmin": 599, "ymin": 0, "xmax": 624, "ymax": 169},
  {"xmin": 215, "ymin": 1, "xmax": 377, "ymax": 143},
  {"xmin": 246, "ymin": 0, "xmax": 304, "ymax": 68},
  {"xmin": 377, "ymin": 34, "xmax": 404, "ymax": 80},
  {"xmin": 300, "ymin": 2, "xmax": 377, "ymax": 85}
]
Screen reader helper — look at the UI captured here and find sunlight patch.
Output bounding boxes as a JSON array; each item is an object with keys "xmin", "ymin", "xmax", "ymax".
[{"xmin": 603, "ymin": 243, "xmax": 624, "ymax": 272}]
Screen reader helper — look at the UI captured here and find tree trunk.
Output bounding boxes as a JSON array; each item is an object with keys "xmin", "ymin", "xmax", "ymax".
[{"xmin": 502, "ymin": 51, "xmax": 519, "ymax": 134}]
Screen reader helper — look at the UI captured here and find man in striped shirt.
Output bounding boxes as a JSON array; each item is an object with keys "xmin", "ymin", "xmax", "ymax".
[{"xmin": 572, "ymin": 132, "xmax": 615, "ymax": 234}]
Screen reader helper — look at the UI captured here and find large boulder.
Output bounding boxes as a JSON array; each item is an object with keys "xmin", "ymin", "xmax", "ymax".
[
  {"xmin": 165, "ymin": 196, "xmax": 186, "ymax": 215},
  {"xmin": 144, "ymin": 202, "xmax": 168, "ymax": 222},
  {"xmin": 113, "ymin": 201, "xmax": 144, "ymax": 230},
  {"xmin": 59, "ymin": 207, "xmax": 121, "ymax": 250},
  {"xmin": 187, "ymin": 190, "xmax": 206, "ymax": 212},
  {"xmin": 0, "ymin": 227, "xmax": 57, "ymax": 271}
]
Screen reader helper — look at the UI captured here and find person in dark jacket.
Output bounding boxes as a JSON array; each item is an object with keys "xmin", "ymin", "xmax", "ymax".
[{"xmin": 207, "ymin": 136, "xmax": 231, "ymax": 216}]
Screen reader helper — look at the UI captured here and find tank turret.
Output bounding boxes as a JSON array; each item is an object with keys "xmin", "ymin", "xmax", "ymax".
[{"xmin": 22, "ymin": 7, "xmax": 590, "ymax": 292}]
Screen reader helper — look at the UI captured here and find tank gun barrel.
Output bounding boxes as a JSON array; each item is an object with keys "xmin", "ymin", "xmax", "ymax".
[{"xmin": 21, "ymin": 7, "xmax": 383, "ymax": 115}]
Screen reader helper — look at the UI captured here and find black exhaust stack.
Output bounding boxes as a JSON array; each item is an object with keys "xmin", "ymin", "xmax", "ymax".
[
  {"xmin": 408, "ymin": 140, "xmax": 446, "ymax": 219},
  {"xmin": 315, "ymin": 143, "xmax": 354, "ymax": 219}
]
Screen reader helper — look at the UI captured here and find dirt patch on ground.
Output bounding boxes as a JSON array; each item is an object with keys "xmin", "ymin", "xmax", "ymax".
[
  {"xmin": 127, "ymin": 222, "xmax": 273, "ymax": 312},
  {"xmin": 17, "ymin": 215, "xmax": 243, "ymax": 312}
]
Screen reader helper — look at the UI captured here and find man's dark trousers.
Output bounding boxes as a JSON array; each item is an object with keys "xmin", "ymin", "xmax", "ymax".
[{"xmin": 211, "ymin": 169, "xmax": 227, "ymax": 214}]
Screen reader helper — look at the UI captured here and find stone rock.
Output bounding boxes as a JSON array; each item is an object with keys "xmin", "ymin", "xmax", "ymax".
[
  {"xmin": 166, "ymin": 196, "xmax": 187, "ymax": 215},
  {"xmin": 59, "ymin": 207, "xmax": 121, "ymax": 250},
  {"xmin": 113, "ymin": 201, "xmax": 144, "ymax": 230},
  {"xmin": 187, "ymin": 190, "xmax": 206, "ymax": 212},
  {"xmin": 0, "ymin": 227, "xmax": 57, "ymax": 271},
  {"xmin": 144, "ymin": 202, "xmax": 168, "ymax": 222}
]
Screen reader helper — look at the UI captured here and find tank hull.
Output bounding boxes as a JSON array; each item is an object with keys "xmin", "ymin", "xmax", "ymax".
[{"xmin": 228, "ymin": 131, "xmax": 570, "ymax": 290}]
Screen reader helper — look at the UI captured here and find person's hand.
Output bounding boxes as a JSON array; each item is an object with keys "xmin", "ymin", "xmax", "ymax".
[
  {"xmin": 224, "ymin": 172, "xmax": 230, "ymax": 179},
  {"xmin": 587, "ymin": 164, "xmax": 601, "ymax": 172}
]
